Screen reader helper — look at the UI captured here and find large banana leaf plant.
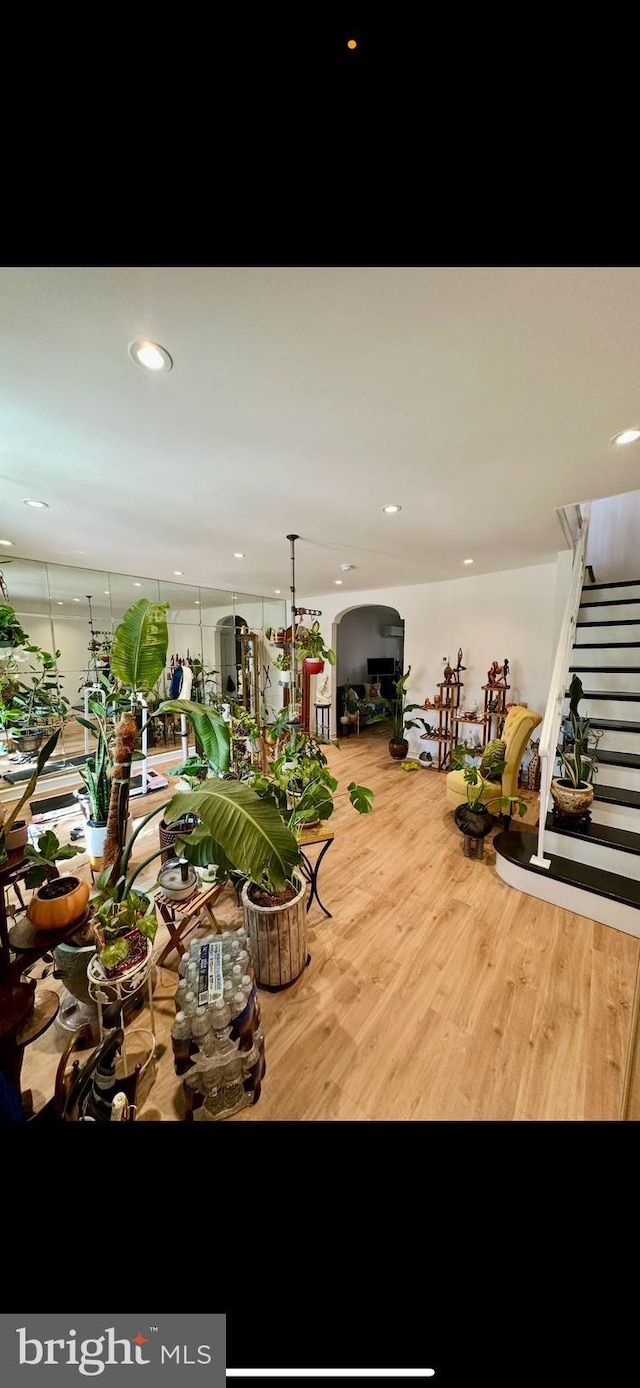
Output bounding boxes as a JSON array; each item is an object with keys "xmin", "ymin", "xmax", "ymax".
[{"xmin": 103, "ymin": 599, "xmax": 170, "ymax": 878}]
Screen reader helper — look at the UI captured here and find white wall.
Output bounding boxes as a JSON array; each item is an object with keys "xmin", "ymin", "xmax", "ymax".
[
  {"xmin": 336, "ymin": 604, "xmax": 403, "ymax": 685},
  {"xmin": 306, "ymin": 559, "xmax": 561, "ymax": 756},
  {"xmin": 587, "ymin": 490, "xmax": 640, "ymax": 583}
]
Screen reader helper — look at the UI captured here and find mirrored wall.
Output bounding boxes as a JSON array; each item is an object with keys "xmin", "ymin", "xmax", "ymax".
[{"xmin": 1, "ymin": 555, "xmax": 286, "ymax": 782}]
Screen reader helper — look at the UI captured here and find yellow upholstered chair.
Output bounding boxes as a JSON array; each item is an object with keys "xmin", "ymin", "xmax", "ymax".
[{"xmin": 445, "ymin": 704, "xmax": 543, "ymax": 812}]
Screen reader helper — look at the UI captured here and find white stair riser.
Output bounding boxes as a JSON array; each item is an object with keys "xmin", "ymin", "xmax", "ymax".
[
  {"xmin": 590, "ymin": 798, "xmax": 640, "ymax": 832},
  {"xmin": 579, "ymin": 602, "xmax": 640, "ymax": 621},
  {"xmin": 496, "ymin": 853, "xmax": 640, "ymax": 938},
  {"xmin": 575, "ymin": 624, "xmax": 640, "ymax": 645},
  {"xmin": 544, "ymin": 828, "xmax": 640, "ymax": 881},
  {"xmin": 569, "ymin": 669, "xmax": 640, "ymax": 692},
  {"xmin": 597, "ymin": 728, "xmax": 640, "ymax": 754},
  {"xmin": 594, "ymin": 764, "xmax": 640, "ymax": 790},
  {"xmin": 581, "ymin": 584, "xmax": 640, "ymax": 602},
  {"xmin": 572, "ymin": 645, "xmax": 640, "ymax": 668},
  {"xmin": 571, "ymin": 697, "xmax": 640, "ymax": 721}
]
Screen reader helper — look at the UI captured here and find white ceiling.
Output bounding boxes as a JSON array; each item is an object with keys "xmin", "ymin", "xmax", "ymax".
[{"xmin": 2, "ymin": 265, "xmax": 640, "ymax": 599}]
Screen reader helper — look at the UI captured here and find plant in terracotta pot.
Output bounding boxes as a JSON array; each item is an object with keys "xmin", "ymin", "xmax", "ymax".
[
  {"xmin": 24, "ymin": 829, "xmax": 89, "ymax": 932},
  {"xmin": 550, "ymin": 674, "xmax": 602, "ymax": 819},
  {"xmin": 295, "ymin": 621, "xmax": 336, "ymax": 676},
  {"xmin": 378, "ymin": 667, "xmax": 433, "ymax": 760}
]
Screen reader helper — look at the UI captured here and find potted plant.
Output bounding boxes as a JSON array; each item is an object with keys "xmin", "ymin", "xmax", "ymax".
[
  {"xmin": 378, "ymin": 667, "xmax": 433, "ymax": 760},
  {"xmin": 295, "ymin": 621, "xmax": 336, "ymax": 676},
  {"xmin": 450, "ymin": 744, "xmax": 528, "ymax": 849},
  {"xmin": 236, "ymin": 726, "xmax": 373, "ymax": 986},
  {"xmin": 273, "ymin": 649, "xmax": 292, "ymax": 683},
  {"xmin": 24, "ymin": 828, "xmax": 89, "ymax": 932},
  {"xmin": 0, "ymin": 603, "xmax": 30, "ymax": 651},
  {"xmin": 550, "ymin": 673, "xmax": 602, "ymax": 818},
  {"xmin": 75, "ymin": 679, "xmax": 113, "ymax": 869},
  {"xmin": 0, "ymin": 728, "xmax": 62, "ymax": 866},
  {"xmin": 6, "ymin": 643, "xmax": 69, "ymax": 755}
]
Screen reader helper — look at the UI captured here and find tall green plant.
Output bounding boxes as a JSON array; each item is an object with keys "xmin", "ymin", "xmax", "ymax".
[
  {"xmin": 378, "ymin": 667, "xmax": 432, "ymax": 743},
  {"xmin": 558, "ymin": 673, "xmax": 602, "ymax": 788}
]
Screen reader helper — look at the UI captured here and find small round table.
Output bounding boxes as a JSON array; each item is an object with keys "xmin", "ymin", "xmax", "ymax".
[{"xmin": 86, "ymin": 942, "xmax": 156, "ymax": 1070}]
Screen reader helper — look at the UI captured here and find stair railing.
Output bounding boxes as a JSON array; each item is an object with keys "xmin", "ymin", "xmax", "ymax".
[{"xmin": 530, "ymin": 502, "xmax": 591, "ymax": 868}]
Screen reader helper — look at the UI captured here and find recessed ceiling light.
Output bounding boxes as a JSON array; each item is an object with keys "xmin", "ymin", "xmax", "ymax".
[
  {"xmin": 133, "ymin": 582, "xmax": 142, "ymax": 587},
  {"xmin": 128, "ymin": 340, "xmax": 173, "ymax": 372},
  {"xmin": 23, "ymin": 498, "xmax": 48, "ymax": 509},
  {"xmin": 56, "ymin": 601, "xmax": 64, "ymax": 606},
  {"xmin": 233, "ymin": 595, "xmax": 238, "ymax": 601},
  {"xmin": 340, "ymin": 563, "xmax": 356, "ymax": 571},
  {"xmin": 347, "ymin": 38, "xmax": 357, "ymax": 48},
  {"xmin": 611, "ymin": 427, "xmax": 640, "ymax": 446},
  {"xmin": 463, "ymin": 558, "xmax": 474, "ymax": 565},
  {"xmin": 104, "ymin": 590, "xmax": 110, "ymax": 596},
  {"xmin": 382, "ymin": 504, "xmax": 402, "ymax": 514},
  {"xmin": 73, "ymin": 598, "xmax": 81, "ymax": 603},
  {"xmin": 0, "ymin": 539, "xmax": 13, "ymax": 546},
  {"xmin": 194, "ymin": 600, "xmax": 200, "ymax": 605},
  {"xmin": 274, "ymin": 589, "xmax": 282, "ymax": 594},
  {"xmin": 174, "ymin": 570, "xmax": 183, "ymax": 576},
  {"xmin": 233, "ymin": 553, "xmax": 245, "ymax": 559},
  {"xmin": 334, "ymin": 579, "xmax": 343, "ymax": 585}
]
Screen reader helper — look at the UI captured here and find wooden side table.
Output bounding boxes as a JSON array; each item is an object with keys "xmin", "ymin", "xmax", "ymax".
[{"xmin": 154, "ymin": 880, "xmax": 225, "ymax": 966}]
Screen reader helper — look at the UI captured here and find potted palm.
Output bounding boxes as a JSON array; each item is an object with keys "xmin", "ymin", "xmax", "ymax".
[
  {"xmin": 378, "ymin": 667, "xmax": 433, "ymax": 759},
  {"xmin": 24, "ymin": 828, "xmax": 89, "ymax": 931},
  {"xmin": 550, "ymin": 674, "xmax": 602, "ymax": 818},
  {"xmin": 295, "ymin": 621, "xmax": 336, "ymax": 676}
]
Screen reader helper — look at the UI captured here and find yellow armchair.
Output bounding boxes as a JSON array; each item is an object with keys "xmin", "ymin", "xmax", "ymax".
[{"xmin": 445, "ymin": 705, "xmax": 543, "ymax": 811}]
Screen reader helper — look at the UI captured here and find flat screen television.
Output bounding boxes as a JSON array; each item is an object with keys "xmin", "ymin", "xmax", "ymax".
[{"xmin": 367, "ymin": 657, "xmax": 395, "ymax": 677}]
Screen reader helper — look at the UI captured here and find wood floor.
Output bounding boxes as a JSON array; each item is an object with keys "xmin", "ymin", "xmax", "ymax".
[{"xmin": 18, "ymin": 725, "xmax": 640, "ymax": 1121}]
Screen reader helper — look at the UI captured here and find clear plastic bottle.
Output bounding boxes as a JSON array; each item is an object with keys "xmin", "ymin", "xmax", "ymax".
[
  {"xmin": 183, "ymin": 990, "xmax": 197, "ymax": 1017},
  {"xmin": 178, "ymin": 954, "xmax": 190, "ymax": 979},
  {"xmin": 235, "ymin": 950, "xmax": 250, "ymax": 973},
  {"xmin": 230, "ymin": 990, "xmax": 246, "ymax": 1019},
  {"xmin": 191, "ymin": 1006, "xmax": 212, "ymax": 1050},
  {"xmin": 175, "ymin": 979, "xmax": 189, "ymax": 1012},
  {"xmin": 171, "ymin": 1010, "xmax": 193, "ymax": 1074}
]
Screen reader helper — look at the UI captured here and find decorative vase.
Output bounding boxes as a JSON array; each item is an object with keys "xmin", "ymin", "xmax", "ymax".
[
  {"xmin": 527, "ymin": 748, "xmax": 541, "ymax": 792},
  {"xmin": 27, "ymin": 875, "xmax": 91, "ymax": 932},
  {"xmin": 278, "ymin": 671, "xmax": 292, "ymax": 685},
  {"xmin": 550, "ymin": 778, "xmax": 593, "ymax": 817},
  {"xmin": 389, "ymin": 738, "xmax": 409, "ymax": 760},
  {"xmin": 85, "ymin": 820, "xmax": 108, "ymax": 870},
  {"xmin": 159, "ymin": 814, "xmax": 198, "ymax": 864},
  {"xmin": 303, "ymin": 658, "xmax": 324, "ymax": 675}
]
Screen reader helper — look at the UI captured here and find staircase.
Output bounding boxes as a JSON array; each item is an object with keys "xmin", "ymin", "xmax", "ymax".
[{"xmin": 495, "ymin": 571, "xmax": 640, "ymax": 937}]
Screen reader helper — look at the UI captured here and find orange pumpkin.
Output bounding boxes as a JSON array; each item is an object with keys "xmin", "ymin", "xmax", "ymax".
[{"xmin": 27, "ymin": 876, "xmax": 91, "ymax": 932}]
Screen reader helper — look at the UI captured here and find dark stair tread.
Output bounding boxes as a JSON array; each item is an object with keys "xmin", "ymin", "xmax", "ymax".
[
  {"xmin": 569, "ymin": 665, "xmax": 640, "ymax": 673},
  {"xmin": 580, "ymin": 579, "xmax": 640, "ymax": 591},
  {"xmin": 566, "ymin": 690, "xmax": 640, "ymax": 701},
  {"xmin": 597, "ymin": 750, "xmax": 640, "ymax": 769},
  {"xmin": 589, "ymin": 718, "xmax": 640, "ymax": 732},
  {"xmin": 576, "ymin": 618, "xmax": 640, "ymax": 627},
  {"xmin": 494, "ymin": 830, "xmax": 640, "ymax": 909},
  {"xmin": 579, "ymin": 597, "xmax": 640, "ymax": 608},
  {"xmin": 544, "ymin": 811, "xmax": 640, "ymax": 856},
  {"xmin": 573, "ymin": 641, "xmax": 640, "ymax": 649},
  {"xmin": 593, "ymin": 783, "xmax": 640, "ymax": 809}
]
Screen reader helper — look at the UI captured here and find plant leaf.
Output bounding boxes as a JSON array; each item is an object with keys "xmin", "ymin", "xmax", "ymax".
[
  {"xmin": 155, "ymin": 699, "xmax": 231, "ymax": 774},
  {"xmin": 347, "ymin": 781, "xmax": 375, "ymax": 813},
  {"xmin": 100, "ymin": 938, "xmax": 129, "ymax": 969},
  {"xmin": 3, "ymin": 728, "xmax": 61, "ymax": 835},
  {"xmin": 110, "ymin": 599, "xmax": 169, "ymax": 693},
  {"xmin": 164, "ymin": 782, "xmax": 301, "ymax": 891}
]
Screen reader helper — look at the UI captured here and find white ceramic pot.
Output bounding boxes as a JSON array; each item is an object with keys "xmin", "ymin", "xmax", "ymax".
[
  {"xmin": 279, "ymin": 671, "xmax": 291, "ymax": 685},
  {"xmin": 85, "ymin": 821, "xmax": 108, "ymax": 869}
]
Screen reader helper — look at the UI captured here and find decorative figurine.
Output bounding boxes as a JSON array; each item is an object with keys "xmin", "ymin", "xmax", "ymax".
[
  {"xmin": 443, "ymin": 659, "xmax": 454, "ymax": 683},
  {"xmin": 487, "ymin": 660, "xmax": 501, "ymax": 686},
  {"xmin": 453, "ymin": 647, "xmax": 466, "ymax": 683},
  {"xmin": 502, "ymin": 657, "xmax": 510, "ymax": 684}
]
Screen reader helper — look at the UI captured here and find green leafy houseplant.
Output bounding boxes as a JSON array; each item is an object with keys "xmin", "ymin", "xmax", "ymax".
[
  {"xmin": 557, "ymin": 673, "xmax": 602, "ymax": 788},
  {"xmin": 450, "ymin": 745, "xmax": 528, "ymax": 819},
  {"xmin": 249, "ymin": 728, "xmax": 374, "ymax": 842},
  {"xmin": 75, "ymin": 677, "xmax": 114, "ymax": 823},
  {"xmin": 6, "ymin": 644, "xmax": 69, "ymax": 748},
  {"xmin": 0, "ymin": 603, "xmax": 30, "ymax": 650},
  {"xmin": 23, "ymin": 829, "xmax": 84, "ymax": 889},
  {"xmin": 378, "ymin": 667, "xmax": 433, "ymax": 754},
  {"xmin": 295, "ymin": 621, "xmax": 336, "ymax": 669}
]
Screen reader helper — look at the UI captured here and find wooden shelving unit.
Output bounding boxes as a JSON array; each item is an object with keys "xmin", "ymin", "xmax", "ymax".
[
  {"xmin": 482, "ymin": 683, "xmax": 510, "ymax": 746},
  {"xmin": 420, "ymin": 680, "xmax": 463, "ymax": 771}
]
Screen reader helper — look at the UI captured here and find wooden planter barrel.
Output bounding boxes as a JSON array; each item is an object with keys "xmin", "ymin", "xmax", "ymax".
[{"xmin": 241, "ymin": 871, "xmax": 307, "ymax": 989}]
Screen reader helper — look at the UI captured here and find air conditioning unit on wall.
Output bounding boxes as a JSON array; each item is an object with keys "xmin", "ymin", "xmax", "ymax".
[{"xmin": 382, "ymin": 624, "xmax": 404, "ymax": 638}]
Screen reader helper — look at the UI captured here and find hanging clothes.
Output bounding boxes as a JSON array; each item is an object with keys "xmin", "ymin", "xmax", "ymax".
[{"xmin": 170, "ymin": 664, "xmax": 184, "ymax": 699}]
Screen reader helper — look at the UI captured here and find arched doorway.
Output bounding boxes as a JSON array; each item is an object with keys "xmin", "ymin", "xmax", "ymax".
[
  {"xmin": 333, "ymin": 604, "xmax": 404, "ymax": 734},
  {"xmin": 219, "ymin": 614, "xmax": 248, "ymax": 699}
]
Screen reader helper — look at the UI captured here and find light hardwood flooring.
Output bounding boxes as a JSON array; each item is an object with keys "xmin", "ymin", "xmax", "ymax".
[{"xmin": 17, "ymin": 725, "xmax": 640, "ymax": 1121}]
